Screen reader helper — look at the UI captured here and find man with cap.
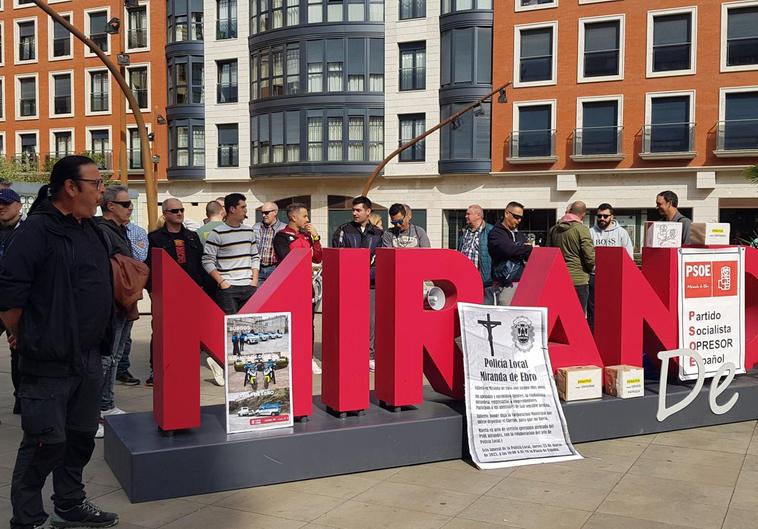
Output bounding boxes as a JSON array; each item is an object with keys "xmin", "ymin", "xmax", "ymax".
[{"xmin": 0, "ymin": 188, "xmax": 24, "ymax": 413}]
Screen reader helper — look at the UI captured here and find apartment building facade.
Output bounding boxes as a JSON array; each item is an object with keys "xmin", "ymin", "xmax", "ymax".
[
  {"xmin": 0, "ymin": 0, "xmax": 168, "ymax": 186},
  {"xmin": 491, "ymin": 0, "xmax": 758, "ymax": 248}
]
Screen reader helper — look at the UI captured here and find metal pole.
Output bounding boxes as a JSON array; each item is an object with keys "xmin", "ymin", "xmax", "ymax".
[
  {"xmin": 361, "ymin": 82, "xmax": 510, "ymax": 197},
  {"xmin": 31, "ymin": 0, "xmax": 159, "ymax": 230}
]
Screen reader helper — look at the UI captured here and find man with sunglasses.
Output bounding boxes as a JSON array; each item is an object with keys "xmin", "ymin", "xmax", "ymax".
[
  {"xmin": 588, "ymin": 203, "xmax": 633, "ymax": 329},
  {"xmin": 488, "ymin": 202, "xmax": 534, "ymax": 305},
  {"xmin": 95, "ymin": 186, "xmax": 137, "ymax": 437},
  {"xmin": 253, "ymin": 201, "xmax": 286, "ymax": 285},
  {"xmin": 145, "ymin": 199, "xmax": 208, "ymax": 385},
  {"xmin": 382, "ymin": 203, "xmax": 431, "ymax": 248}
]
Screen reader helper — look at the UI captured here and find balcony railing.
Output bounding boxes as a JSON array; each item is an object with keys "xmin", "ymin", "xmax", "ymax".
[
  {"xmin": 715, "ymin": 119, "xmax": 758, "ymax": 156},
  {"xmin": 507, "ymin": 129, "xmax": 557, "ymax": 163},
  {"xmin": 128, "ymin": 28, "xmax": 148, "ymax": 49},
  {"xmin": 216, "ymin": 19, "xmax": 237, "ymax": 39},
  {"xmin": 640, "ymin": 122, "xmax": 696, "ymax": 159},
  {"xmin": 217, "ymin": 84, "xmax": 238, "ymax": 103},
  {"xmin": 218, "ymin": 145, "xmax": 239, "ymax": 167},
  {"xmin": 19, "ymin": 99, "xmax": 36, "ymax": 117},
  {"xmin": 399, "ymin": 67, "xmax": 426, "ymax": 91},
  {"xmin": 572, "ymin": 126, "xmax": 623, "ymax": 161}
]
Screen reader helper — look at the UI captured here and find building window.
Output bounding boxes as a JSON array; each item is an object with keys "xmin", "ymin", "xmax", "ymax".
[
  {"xmin": 516, "ymin": 0, "xmax": 555, "ymax": 11},
  {"xmin": 307, "ymin": 117, "xmax": 322, "ymax": 161},
  {"xmin": 644, "ymin": 93, "xmax": 694, "ymax": 153},
  {"xmin": 89, "ymin": 129, "xmax": 110, "ymax": 168},
  {"xmin": 19, "ymin": 133, "xmax": 37, "ymax": 158},
  {"xmin": 327, "ymin": 117, "xmax": 342, "ymax": 160},
  {"xmin": 17, "ymin": 20, "xmax": 36, "ymax": 62},
  {"xmin": 273, "ymin": 0, "xmax": 285, "ymax": 28},
  {"xmin": 286, "ymin": 45, "xmax": 300, "ymax": 94},
  {"xmin": 217, "ymin": 124, "xmax": 239, "ymax": 167},
  {"xmin": 168, "ymin": 57, "xmax": 204, "ymax": 105},
  {"xmin": 440, "ymin": 102, "xmax": 490, "ymax": 162},
  {"xmin": 441, "ymin": 27, "xmax": 492, "ymax": 87},
  {"xmin": 399, "ymin": 114, "xmax": 424, "ymax": 161},
  {"xmin": 575, "ymin": 98, "xmax": 621, "ymax": 156},
  {"xmin": 399, "ymin": 42, "xmax": 425, "ymax": 91},
  {"xmin": 513, "ymin": 103, "xmax": 554, "ymax": 158},
  {"xmin": 0, "ymin": 24, "xmax": 4, "ymax": 66},
  {"xmin": 307, "ymin": 41, "xmax": 324, "ymax": 93},
  {"xmin": 442, "ymin": 0, "xmax": 491, "ymax": 14},
  {"xmin": 217, "ymin": 0, "xmax": 237, "ymax": 39},
  {"xmin": 723, "ymin": 3, "xmax": 758, "ymax": 71},
  {"xmin": 515, "ymin": 23, "xmax": 556, "ymax": 86},
  {"xmin": 52, "ymin": 16, "xmax": 72, "ymax": 58},
  {"xmin": 348, "ymin": 117, "xmax": 363, "ymax": 160},
  {"xmin": 719, "ymin": 89, "xmax": 758, "ymax": 151},
  {"xmin": 327, "ymin": 62, "xmax": 343, "ymax": 92},
  {"xmin": 128, "ymin": 128, "xmax": 142, "ymax": 169},
  {"xmin": 369, "ymin": 38, "xmax": 384, "ymax": 91},
  {"xmin": 90, "ymin": 70, "xmax": 109, "ymax": 112},
  {"xmin": 169, "ymin": 0, "xmax": 203, "ymax": 42},
  {"xmin": 217, "ymin": 60, "xmax": 238, "ymax": 103},
  {"xmin": 176, "ymin": 126, "xmax": 190, "ymax": 165},
  {"xmin": 308, "ymin": 0, "xmax": 322, "ymax": 22},
  {"xmin": 272, "ymin": 47, "xmax": 285, "ymax": 95},
  {"xmin": 192, "ymin": 63, "xmax": 204, "ymax": 103},
  {"xmin": 368, "ymin": 116, "xmax": 383, "ymax": 160},
  {"xmin": 272, "ymin": 113, "xmax": 285, "ymax": 163},
  {"xmin": 648, "ymin": 8, "xmax": 696, "ymax": 76},
  {"xmin": 127, "ymin": 5, "xmax": 148, "ymax": 49},
  {"xmin": 580, "ymin": 17, "xmax": 623, "ymax": 81},
  {"xmin": 128, "ymin": 67, "xmax": 149, "ymax": 110},
  {"xmin": 52, "ymin": 73, "xmax": 72, "ymax": 116},
  {"xmin": 175, "ymin": 63, "xmax": 188, "ymax": 103},
  {"xmin": 170, "ymin": 121, "xmax": 204, "ymax": 168},
  {"xmin": 53, "ymin": 131, "xmax": 72, "ymax": 157},
  {"xmin": 88, "ymin": 11, "xmax": 108, "ymax": 52},
  {"xmin": 0, "ymin": 79, "xmax": 4, "ymax": 120},
  {"xmin": 400, "ymin": 0, "xmax": 424, "ymax": 19},
  {"xmin": 18, "ymin": 76, "xmax": 36, "ymax": 118},
  {"xmin": 287, "ymin": 0, "xmax": 300, "ymax": 25}
]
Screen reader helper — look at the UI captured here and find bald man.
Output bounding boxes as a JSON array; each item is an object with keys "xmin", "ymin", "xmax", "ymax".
[
  {"xmin": 547, "ymin": 200, "xmax": 595, "ymax": 314},
  {"xmin": 253, "ymin": 201, "xmax": 286, "ymax": 285},
  {"xmin": 146, "ymin": 198, "xmax": 209, "ymax": 385},
  {"xmin": 457, "ymin": 204, "xmax": 494, "ymax": 301}
]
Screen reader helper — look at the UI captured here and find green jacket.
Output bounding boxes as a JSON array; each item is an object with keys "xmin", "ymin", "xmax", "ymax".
[{"xmin": 547, "ymin": 217, "xmax": 595, "ymax": 286}]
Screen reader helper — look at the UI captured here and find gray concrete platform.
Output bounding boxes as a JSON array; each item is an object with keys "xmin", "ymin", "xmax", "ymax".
[{"xmin": 105, "ymin": 373, "xmax": 758, "ymax": 503}]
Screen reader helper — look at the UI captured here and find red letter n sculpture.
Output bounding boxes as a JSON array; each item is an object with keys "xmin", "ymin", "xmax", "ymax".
[{"xmin": 152, "ymin": 247, "xmax": 314, "ymax": 431}]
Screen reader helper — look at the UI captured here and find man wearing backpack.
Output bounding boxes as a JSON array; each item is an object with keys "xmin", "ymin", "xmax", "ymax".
[{"xmin": 487, "ymin": 202, "xmax": 533, "ymax": 306}]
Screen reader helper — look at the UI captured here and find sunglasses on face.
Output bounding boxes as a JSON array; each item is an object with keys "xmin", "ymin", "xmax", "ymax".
[
  {"xmin": 261, "ymin": 210, "xmax": 276, "ymax": 215},
  {"xmin": 597, "ymin": 214, "xmax": 611, "ymax": 219},
  {"xmin": 390, "ymin": 219, "xmax": 404, "ymax": 225},
  {"xmin": 166, "ymin": 208, "xmax": 185, "ymax": 214},
  {"xmin": 506, "ymin": 211, "xmax": 523, "ymax": 220},
  {"xmin": 111, "ymin": 200, "xmax": 133, "ymax": 209}
]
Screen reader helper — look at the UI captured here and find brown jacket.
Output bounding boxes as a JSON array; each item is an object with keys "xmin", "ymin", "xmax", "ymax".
[{"xmin": 111, "ymin": 254, "xmax": 149, "ymax": 321}]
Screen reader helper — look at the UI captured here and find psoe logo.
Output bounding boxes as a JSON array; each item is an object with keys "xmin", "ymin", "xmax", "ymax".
[{"xmin": 511, "ymin": 316, "xmax": 535, "ymax": 352}]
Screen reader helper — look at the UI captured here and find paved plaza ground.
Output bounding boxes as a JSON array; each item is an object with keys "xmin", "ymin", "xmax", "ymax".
[{"xmin": 1, "ymin": 316, "xmax": 758, "ymax": 528}]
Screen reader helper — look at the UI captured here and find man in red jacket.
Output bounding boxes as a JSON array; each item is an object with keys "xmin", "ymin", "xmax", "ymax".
[{"xmin": 273, "ymin": 203, "xmax": 322, "ymax": 264}]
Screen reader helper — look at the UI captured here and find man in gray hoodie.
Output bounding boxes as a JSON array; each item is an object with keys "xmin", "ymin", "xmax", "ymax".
[{"xmin": 588, "ymin": 203, "xmax": 633, "ymax": 329}]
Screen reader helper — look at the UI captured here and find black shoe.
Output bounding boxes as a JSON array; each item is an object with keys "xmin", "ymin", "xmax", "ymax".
[
  {"xmin": 51, "ymin": 499, "xmax": 118, "ymax": 528},
  {"xmin": 116, "ymin": 371, "xmax": 140, "ymax": 386},
  {"xmin": 145, "ymin": 375, "xmax": 154, "ymax": 387}
]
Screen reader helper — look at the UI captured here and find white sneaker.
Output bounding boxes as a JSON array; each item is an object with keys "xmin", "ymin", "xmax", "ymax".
[
  {"xmin": 369, "ymin": 359, "xmax": 375, "ymax": 372},
  {"xmin": 101, "ymin": 407, "xmax": 126, "ymax": 417},
  {"xmin": 207, "ymin": 357, "xmax": 225, "ymax": 386},
  {"xmin": 311, "ymin": 358, "xmax": 322, "ymax": 375},
  {"xmin": 95, "ymin": 423, "xmax": 104, "ymax": 439}
]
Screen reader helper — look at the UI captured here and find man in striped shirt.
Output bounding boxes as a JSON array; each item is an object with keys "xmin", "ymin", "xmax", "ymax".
[{"xmin": 202, "ymin": 193, "xmax": 261, "ymax": 315}]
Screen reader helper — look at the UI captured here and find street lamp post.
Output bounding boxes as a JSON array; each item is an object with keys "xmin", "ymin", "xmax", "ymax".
[
  {"xmin": 361, "ymin": 82, "xmax": 510, "ymax": 197},
  {"xmin": 30, "ymin": 0, "xmax": 160, "ymax": 230}
]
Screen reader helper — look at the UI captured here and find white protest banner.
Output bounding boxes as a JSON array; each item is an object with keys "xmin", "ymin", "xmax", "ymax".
[
  {"xmin": 458, "ymin": 303, "xmax": 581, "ymax": 469},
  {"xmin": 678, "ymin": 247, "xmax": 745, "ymax": 381}
]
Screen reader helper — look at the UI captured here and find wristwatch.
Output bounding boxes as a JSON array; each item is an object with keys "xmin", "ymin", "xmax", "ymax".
[{"xmin": 312, "ymin": 235, "xmax": 321, "ymax": 241}]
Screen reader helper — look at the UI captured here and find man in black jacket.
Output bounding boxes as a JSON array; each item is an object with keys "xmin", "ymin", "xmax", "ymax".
[
  {"xmin": 0, "ymin": 155, "xmax": 119, "ymax": 529},
  {"xmin": 488, "ymin": 201, "xmax": 533, "ymax": 306},
  {"xmin": 145, "ymin": 198, "xmax": 207, "ymax": 385},
  {"xmin": 331, "ymin": 196, "xmax": 383, "ymax": 369},
  {"xmin": 95, "ymin": 186, "xmax": 136, "ymax": 435}
]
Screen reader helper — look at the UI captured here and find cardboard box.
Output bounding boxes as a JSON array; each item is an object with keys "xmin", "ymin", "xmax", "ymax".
[
  {"xmin": 603, "ymin": 365, "xmax": 644, "ymax": 399},
  {"xmin": 689, "ymin": 223, "xmax": 731, "ymax": 245},
  {"xmin": 645, "ymin": 222, "xmax": 683, "ymax": 248},
  {"xmin": 555, "ymin": 366, "xmax": 602, "ymax": 401}
]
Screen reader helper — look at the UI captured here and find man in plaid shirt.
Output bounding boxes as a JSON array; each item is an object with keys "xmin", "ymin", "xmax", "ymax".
[{"xmin": 252, "ymin": 201, "xmax": 286, "ymax": 285}]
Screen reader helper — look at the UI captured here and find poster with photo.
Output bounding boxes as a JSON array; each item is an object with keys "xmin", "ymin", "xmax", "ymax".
[{"xmin": 224, "ymin": 312, "xmax": 294, "ymax": 434}]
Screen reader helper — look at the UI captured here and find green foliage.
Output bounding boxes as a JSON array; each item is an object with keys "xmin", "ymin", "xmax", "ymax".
[
  {"xmin": 745, "ymin": 165, "xmax": 758, "ymax": 185},
  {"xmin": 0, "ymin": 152, "xmax": 116, "ymax": 184}
]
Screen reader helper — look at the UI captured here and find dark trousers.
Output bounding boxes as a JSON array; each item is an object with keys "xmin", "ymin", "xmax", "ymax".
[
  {"xmin": 11, "ymin": 351, "xmax": 102, "ymax": 529},
  {"xmin": 116, "ymin": 334, "xmax": 132, "ymax": 376},
  {"xmin": 258, "ymin": 265, "xmax": 277, "ymax": 286},
  {"xmin": 215, "ymin": 285, "xmax": 255, "ymax": 315},
  {"xmin": 575, "ymin": 284, "xmax": 590, "ymax": 316},
  {"xmin": 0, "ymin": 320, "xmax": 20, "ymax": 408}
]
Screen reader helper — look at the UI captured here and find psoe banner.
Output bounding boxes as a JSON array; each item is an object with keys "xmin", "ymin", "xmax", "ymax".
[
  {"xmin": 678, "ymin": 247, "xmax": 746, "ymax": 381},
  {"xmin": 458, "ymin": 303, "xmax": 581, "ymax": 469}
]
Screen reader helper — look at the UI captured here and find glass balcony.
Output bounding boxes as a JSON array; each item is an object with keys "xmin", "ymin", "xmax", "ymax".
[
  {"xmin": 507, "ymin": 129, "xmax": 556, "ymax": 163},
  {"xmin": 640, "ymin": 122, "xmax": 695, "ymax": 159},
  {"xmin": 714, "ymin": 119, "xmax": 758, "ymax": 157},
  {"xmin": 572, "ymin": 126, "xmax": 623, "ymax": 161}
]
